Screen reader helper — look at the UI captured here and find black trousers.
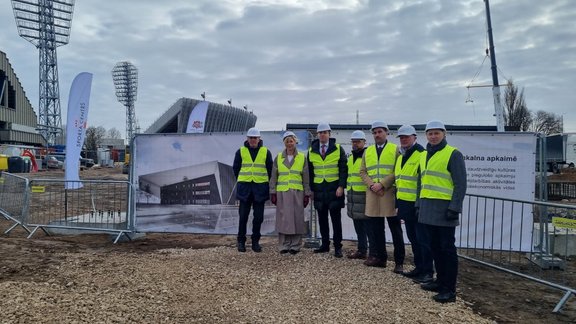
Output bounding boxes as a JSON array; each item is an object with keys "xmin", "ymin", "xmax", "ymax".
[
  {"xmin": 352, "ymin": 219, "xmax": 369, "ymax": 253},
  {"xmin": 404, "ymin": 219, "xmax": 434, "ymax": 275},
  {"xmin": 425, "ymin": 224, "xmax": 457, "ymax": 293},
  {"xmin": 387, "ymin": 216, "xmax": 406, "ymax": 265},
  {"xmin": 367, "ymin": 216, "xmax": 405, "ymax": 264},
  {"xmin": 237, "ymin": 194, "xmax": 265, "ymax": 243},
  {"xmin": 317, "ymin": 206, "xmax": 343, "ymax": 249}
]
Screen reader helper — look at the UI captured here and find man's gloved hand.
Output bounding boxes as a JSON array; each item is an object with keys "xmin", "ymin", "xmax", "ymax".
[
  {"xmin": 303, "ymin": 195, "xmax": 310, "ymax": 208},
  {"xmin": 414, "ymin": 207, "xmax": 420, "ymax": 218},
  {"xmin": 271, "ymin": 193, "xmax": 277, "ymax": 205},
  {"xmin": 446, "ymin": 209, "xmax": 460, "ymax": 221}
]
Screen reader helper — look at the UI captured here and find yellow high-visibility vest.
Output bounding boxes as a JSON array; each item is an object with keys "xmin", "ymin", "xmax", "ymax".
[
  {"xmin": 347, "ymin": 156, "xmax": 366, "ymax": 192},
  {"xmin": 276, "ymin": 153, "xmax": 305, "ymax": 191},
  {"xmin": 394, "ymin": 150, "xmax": 422, "ymax": 202},
  {"xmin": 364, "ymin": 143, "xmax": 397, "ymax": 182},
  {"xmin": 238, "ymin": 146, "xmax": 269, "ymax": 183},
  {"xmin": 308, "ymin": 144, "xmax": 341, "ymax": 184},
  {"xmin": 419, "ymin": 145, "xmax": 456, "ymax": 200}
]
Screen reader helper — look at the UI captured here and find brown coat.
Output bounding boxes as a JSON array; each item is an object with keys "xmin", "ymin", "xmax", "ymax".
[
  {"xmin": 269, "ymin": 149, "xmax": 312, "ymax": 234},
  {"xmin": 359, "ymin": 143, "xmax": 399, "ymax": 217}
]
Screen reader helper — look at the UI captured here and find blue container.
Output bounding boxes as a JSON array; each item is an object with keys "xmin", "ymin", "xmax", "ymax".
[{"xmin": 8, "ymin": 156, "xmax": 25, "ymax": 173}]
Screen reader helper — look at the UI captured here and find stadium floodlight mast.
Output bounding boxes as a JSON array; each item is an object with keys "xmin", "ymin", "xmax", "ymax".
[
  {"xmin": 11, "ymin": 0, "xmax": 76, "ymax": 145},
  {"xmin": 112, "ymin": 61, "xmax": 138, "ymax": 144}
]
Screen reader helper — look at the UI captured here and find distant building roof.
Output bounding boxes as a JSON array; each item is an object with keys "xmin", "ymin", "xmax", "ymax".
[{"xmin": 100, "ymin": 138, "xmax": 125, "ymax": 149}]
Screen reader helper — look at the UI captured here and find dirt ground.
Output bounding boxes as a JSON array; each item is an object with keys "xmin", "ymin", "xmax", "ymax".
[
  {"xmin": 548, "ymin": 167, "xmax": 576, "ymax": 182},
  {"xmin": 1, "ymin": 167, "xmax": 576, "ymax": 323}
]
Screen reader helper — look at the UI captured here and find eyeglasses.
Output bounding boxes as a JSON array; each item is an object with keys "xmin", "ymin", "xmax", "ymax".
[{"xmin": 248, "ymin": 137, "xmax": 259, "ymax": 139}]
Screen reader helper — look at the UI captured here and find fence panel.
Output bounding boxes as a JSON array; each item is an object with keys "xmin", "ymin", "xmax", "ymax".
[
  {"xmin": 460, "ymin": 193, "xmax": 576, "ymax": 312},
  {"xmin": 547, "ymin": 182, "xmax": 576, "ymax": 201},
  {"xmin": 26, "ymin": 179, "xmax": 132, "ymax": 243},
  {"xmin": 0, "ymin": 172, "xmax": 30, "ymax": 234}
]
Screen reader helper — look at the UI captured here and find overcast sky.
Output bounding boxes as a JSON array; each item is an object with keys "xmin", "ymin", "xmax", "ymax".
[{"xmin": 1, "ymin": 0, "xmax": 575, "ymax": 138}]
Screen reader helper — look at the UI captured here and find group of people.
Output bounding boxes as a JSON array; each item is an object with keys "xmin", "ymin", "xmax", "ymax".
[{"xmin": 232, "ymin": 120, "xmax": 467, "ymax": 303}]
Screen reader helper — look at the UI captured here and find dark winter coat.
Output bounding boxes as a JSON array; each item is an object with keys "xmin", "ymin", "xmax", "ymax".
[
  {"xmin": 233, "ymin": 139, "xmax": 273, "ymax": 203},
  {"xmin": 307, "ymin": 138, "xmax": 348, "ymax": 210},
  {"xmin": 346, "ymin": 148, "xmax": 368, "ymax": 220},
  {"xmin": 416, "ymin": 139, "xmax": 467, "ymax": 227},
  {"xmin": 396, "ymin": 143, "xmax": 425, "ymax": 222}
]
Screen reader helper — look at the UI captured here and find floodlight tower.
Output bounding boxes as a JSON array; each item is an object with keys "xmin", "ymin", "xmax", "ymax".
[
  {"xmin": 112, "ymin": 61, "xmax": 138, "ymax": 143},
  {"xmin": 12, "ymin": 0, "xmax": 76, "ymax": 144}
]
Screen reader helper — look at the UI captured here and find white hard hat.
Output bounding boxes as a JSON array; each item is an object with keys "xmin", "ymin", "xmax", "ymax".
[
  {"xmin": 350, "ymin": 130, "xmax": 366, "ymax": 140},
  {"xmin": 371, "ymin": 120, "xmax": 388, "ymax": 131},
  {"xmin": 247, "ymin": 127, "xmax": 261, "ymax": 137},
  {"xmin": 396, "ymin": 125, "xmax": 417, "ymax": 137},
  {"xmin": 317, "ymin": 122, "xmax": 331, "ymax": 132},
  {"xmin": 425, "ymin": 120, "xmax": 446, "ymax": 132},
  {"xmin": 282, "ymin": 131, "xmax": 296, "ymax": 140}
]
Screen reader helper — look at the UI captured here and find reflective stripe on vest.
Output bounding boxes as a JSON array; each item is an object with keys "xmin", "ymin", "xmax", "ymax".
[
  {"xmin": 238, "ymin": 146, "xmax": 269, "ymax": 183},
  {"xmin": 364, "ymin": 143, "xmax": 397, "ymax": 182},
  {"xmin": 276, "ymin": 153, "xmax": 304, "ymax": 191},
  {"xmin": 309, "ymin": 144, "xmax": 340, "ymax": 183},
  {"xmin": 394, "ymin": 150, "xmax": 421, "ymax": 202},
  {"xmin": 419, "ymin": 145, "xmax": 456, "ymax": 200},
  {"xmin": 347, "ymin": 156, "xmax": 366, "ymax": 192}
]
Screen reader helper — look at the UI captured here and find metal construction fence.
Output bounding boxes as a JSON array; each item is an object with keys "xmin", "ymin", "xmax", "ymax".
[
  {"xmin": 459, "ymin": 193, "xmax": 576, "ymax": 313},
  {"xmin": 0, "ymin": 172, "xmax": 132, "ymax": 243},
  {"xmin": 0, "ymin": 173, "xmax": 30, "ymax": 234}
]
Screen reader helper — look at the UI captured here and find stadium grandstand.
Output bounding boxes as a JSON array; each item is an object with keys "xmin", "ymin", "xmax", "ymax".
[{"xmin": 145, "ymin": 98, "xmax": 257, "ymax": 134}]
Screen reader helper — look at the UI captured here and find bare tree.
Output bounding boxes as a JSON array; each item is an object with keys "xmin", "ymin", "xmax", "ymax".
[
  {"xmin": 107, "ymin": 127, "xmax": 122, "ymax": 139},
  {"xmin": 531, "ymin": 110, "xmax": 563, "ymax": 134},
  {"xmin": 84, "ymin": 126, "xmax": 107, "ymax": 160},
  {"xmin": 503, "ymin": 80, "xmax": 532, "ymax": 131}
]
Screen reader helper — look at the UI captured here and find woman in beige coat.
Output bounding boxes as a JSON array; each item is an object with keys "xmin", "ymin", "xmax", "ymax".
[
  {"xmin": 359, "ymin": 121, "xmax": 405, "ymax": 273},
  {"xmin": 269, "ymin": 131, "xmax": 312, "ymax": 254}
]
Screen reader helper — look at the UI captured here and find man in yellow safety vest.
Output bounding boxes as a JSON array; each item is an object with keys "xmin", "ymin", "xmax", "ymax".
[
  {"xmin": 360, "ymin": 120, "xmax": 405, "ymax": 273},
  {"xmin": 307, "ymin": 122, "xmax": 348, "ymax": 258},
  {"xmin": 346, "ymin": 130, "xmax": 370, "ymax": 259},
  {"xmin": 232, "ymin": 127, "xmax": 273, "ymax": 253},
  {"xmin": 417, "ymin": 120, "xmax": 467, "ymax": 304},
  {"xmin": 393, "ymin": 125, "xmax": 434, "ymax": 284}
]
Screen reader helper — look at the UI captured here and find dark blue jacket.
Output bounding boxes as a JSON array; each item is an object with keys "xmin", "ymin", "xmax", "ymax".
[
  {"xmin": 396, "ymin": 143, "xmax": 425, "ymax": 222},
  {"xmin": 307, "ymin": 138, "xmax": 348, "ymax": 209},
  {"xmin": 233, "ymin": 140, "xmax": 273, "ymax": 202}
]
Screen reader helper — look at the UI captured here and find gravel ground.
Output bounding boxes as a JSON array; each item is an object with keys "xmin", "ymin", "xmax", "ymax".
[
  {"xmin": 2, "ymin": 168, "xmax": 576, "ymax": 323},
  {"xmin": 0, "ymin": 241, "xmax": 491, "ymax": 324}
]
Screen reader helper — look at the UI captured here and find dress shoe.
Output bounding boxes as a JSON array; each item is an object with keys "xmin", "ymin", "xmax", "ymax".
[
  {"xmin": 252, "ymin": 243, "xmax": 262, "ymax": 253},
  {"xmin": 402, "ymin": 269, "xmax": 421, "ymax": 278},
  {"xmin": 237, "ymin": 242, "xmax": 246, "ymax": 252},
  {"xmin": 280, "ymin": 249, "xmax": 289, "ymax": 254},
  {"xmin": 433, "ymin": 292, "xmax": 456, "ymax": 303},
  {"xmin": 334, "ymin": 248, "xmax": 343, "ymax": 258},
  {"xmin": 412, "ymin": 273, "xmax": 434, "ymax": 284},
  {"xmin": 313, "ymin": 246, "xmax": 330, "ymax": 253},
  {"xmin": 364, "ymin": 257, "xmax": 386, "ymax": 268},
  {"xmin": 393, "ymin": 264, "xmax": 404, "ymax": 274},
  {"xmin": 347, "ymin": 250, "xmax": 367, "ymax": 259},
  {"xmin": 421, "ymin": 281, "xmax": 441, "ymax": 292},
  {"xmin": 289, "ymin": 249, "xmax": 300, "ymax": 255}
]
